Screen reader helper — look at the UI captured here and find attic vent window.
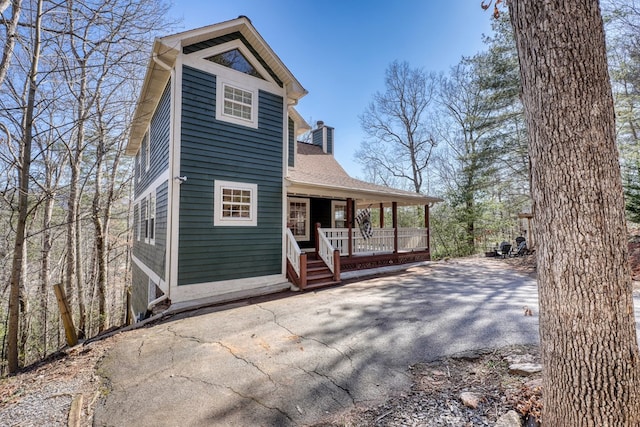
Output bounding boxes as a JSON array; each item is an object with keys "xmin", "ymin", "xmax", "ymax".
[{"xmin": 206, "ymin": 49, "xmax": 264, "ymax": 79}]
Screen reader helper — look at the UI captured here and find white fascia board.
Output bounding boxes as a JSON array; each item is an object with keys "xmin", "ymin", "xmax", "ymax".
[
  {"xmin": 287, "ymin": 180, "xmax": 443, "ymax": 206},
  {"xmin": 126, "ymin": 39, "xmax": 178, "ymax": 155},
  {"xmin": 288, "ymin": 107, "xmax": 311, "ymax": 135}
]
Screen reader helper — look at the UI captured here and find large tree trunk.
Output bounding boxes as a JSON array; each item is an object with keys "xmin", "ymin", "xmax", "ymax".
[{"xmin": 508, "ymin": 1, "xmax": 640, "ymax": 424}]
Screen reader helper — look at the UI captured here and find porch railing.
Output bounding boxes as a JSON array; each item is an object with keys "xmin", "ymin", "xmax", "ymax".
[
  {"xmin": 321, "ymin": 227, "xmax": 429, "ymax": 256},
  {"xmin": 317, "ymin": 228, "xmax": 336, "ymax": 274},
  {"xmin": 398, "ymin": 228, "xmax": 429, "ymax": 251},
  {"xmin": 285, "ymin": 228, "xmax": 302, "ymax": 277}
]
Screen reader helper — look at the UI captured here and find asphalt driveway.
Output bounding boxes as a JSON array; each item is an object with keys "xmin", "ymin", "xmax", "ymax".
[{"xmin": 94, "ymin": 258, "xmax": 540, "ymax": 426}]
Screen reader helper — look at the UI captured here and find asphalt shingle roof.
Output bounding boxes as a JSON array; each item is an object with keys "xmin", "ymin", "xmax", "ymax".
[{"xmin": 287, "ymin": 142, "xmax": 441, "ymax": 206}]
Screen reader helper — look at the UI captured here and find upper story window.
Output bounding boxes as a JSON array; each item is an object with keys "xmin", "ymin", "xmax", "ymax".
[
  {"xmin": 224, "ymin": 85, "xmax": 252, "ymax": 120},
  {"xmin": 206, "ymin": 49, "xmax": 264, "ymax": 79},
  {"xmin": 216, "ymin": 80, "xmax": 258, "ymax": 128}
]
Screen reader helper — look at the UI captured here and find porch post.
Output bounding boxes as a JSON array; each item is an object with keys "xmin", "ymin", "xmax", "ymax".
[
  {"xmin": 347, "ymin": 198, "xmax": 353, "ymax": 257},
  {"xmin": 392, "ymin": 201, "xmax": 398, "ymax": 253},
  {"xmin": 332, "ymin": 249, "xmax": 341, "ymax": 281},
  {"xmin": 379, "ymin": 203, "xmax": 384, "ymax": 228},
  {"xmin": 300, "ymin": 252, "xmax": 308, "ymax": 289},
  {"xmin": 314, "ymin": 222, "xmax": 321, "ymax": 255}
]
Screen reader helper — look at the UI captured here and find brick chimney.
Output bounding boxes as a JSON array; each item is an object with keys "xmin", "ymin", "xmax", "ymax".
[{"xmin": 311, "ymin": 120, "xmax": 334, "ymax": 155}]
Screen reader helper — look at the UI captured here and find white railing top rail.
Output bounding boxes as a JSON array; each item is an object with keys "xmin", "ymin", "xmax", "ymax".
[{"xmin": 321, "ymin": 227, "xmax": 429, "ymax": 255}]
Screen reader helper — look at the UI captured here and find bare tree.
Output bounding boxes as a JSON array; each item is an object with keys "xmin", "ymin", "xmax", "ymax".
[
  {"xmin": 356, "ymin": 61, "xmax": 438, "ymax": 193},
  {"xmin": 0, "ymin": 0, "xmax": 22, "ymax": 89},
  {"xmin": 1, "ymin": 0, "xmax": 172, "ymax": 370},
  {"xmin": 505, "ymin": 0, "xmax": 640, "ymax": 423},
  {"xmin": 6, "ymin": 0, "xmax": 42, "ymax": 374}
]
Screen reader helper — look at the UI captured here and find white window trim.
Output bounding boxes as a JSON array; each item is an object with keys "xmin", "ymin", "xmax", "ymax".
[
  {"xmin": 135, "ymin": 202, "xmax": 141, "ymax": 241},
  {"xmin": 149, "ymin": 191, "xmax": 156, "ymax": 246},
  {"xmin": 216, "ymin": 79, "xmax": 258, "ymax": 129},
  {"xmin": 141, "ymin": 197, "xmax": 148, "ymax": 243},
  {"xmin": 214, "ymin": 180, "xmax": 258, "ymax": 227},
  {"xmin": 135, "ymin": 152, "xmax": 140, "ymax": 183},
  {"xmin": 331, "ymin": 200, "xmax": 347, "ymax": 229},
  {"xmin": 288, "ymin": 197, "xmax": 310, "ymax": 241}
]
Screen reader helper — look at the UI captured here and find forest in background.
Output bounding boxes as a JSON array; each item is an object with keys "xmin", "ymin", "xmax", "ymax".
[
  {"xmin": 355, "ymin": 2, "xmax": 640, "ymax": 258},
  {"xmin": 0, "ymin": 0, "xmax": 638, "ymax": 373}
]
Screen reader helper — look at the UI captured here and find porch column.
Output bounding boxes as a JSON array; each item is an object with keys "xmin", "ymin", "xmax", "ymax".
[
  {"xmin": 314, "ymin": 222, "xmax": 321, "ymax": 254},
  {"xmin": 392, "ymin": 201, "xmax": 398, "ymax": 253},
  {"xmin": 379, "ymin": 203, "xmax": 385, "ymax": 228},
  {"xmin": 347, "ymin": 198, "xmax": 353, "ymax": 257}
]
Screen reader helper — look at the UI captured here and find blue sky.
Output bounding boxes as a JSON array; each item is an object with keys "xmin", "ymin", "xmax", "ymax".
[{"xmin": 168, "ymin": 1, "xmax": 495, "ymax": 178}]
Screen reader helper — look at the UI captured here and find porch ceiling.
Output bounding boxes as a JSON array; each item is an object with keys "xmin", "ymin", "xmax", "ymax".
[{"xmin": 286, "ymin": 180, "xmax": 442, "ymax": 207}]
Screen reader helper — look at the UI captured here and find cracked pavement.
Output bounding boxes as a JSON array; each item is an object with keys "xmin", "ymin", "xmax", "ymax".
[{"xmin": 93, "ymin": 258, "xmax": 541, "ymax": 426}]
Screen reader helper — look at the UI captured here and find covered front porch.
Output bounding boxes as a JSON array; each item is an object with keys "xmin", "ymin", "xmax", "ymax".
[
  {"xmin": 285, "ymin": 138, "xmax": 441, "ymax": 290},
  {"xmin": 286, "ymin": 196, "xmax": 437, "ymax": 290}
]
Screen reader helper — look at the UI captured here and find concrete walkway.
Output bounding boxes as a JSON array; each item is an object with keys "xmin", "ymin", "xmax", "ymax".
[{"xmin": 94, "ymin": 258, "xmax": 540, "ymax": 426}]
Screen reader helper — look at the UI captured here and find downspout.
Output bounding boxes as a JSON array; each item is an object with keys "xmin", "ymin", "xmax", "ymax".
[
  {"xmin": 147, "ymin": 294, "xmax": 168, "ymax": 311},
  {"xmin": 152, "ymin": 52, "xmax": 172, "ymax": 71}
]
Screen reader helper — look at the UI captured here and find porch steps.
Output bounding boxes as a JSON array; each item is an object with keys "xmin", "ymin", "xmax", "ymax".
[{"xmin": 303, "ymin": 258, "xmax": 341, "ymax": 290}]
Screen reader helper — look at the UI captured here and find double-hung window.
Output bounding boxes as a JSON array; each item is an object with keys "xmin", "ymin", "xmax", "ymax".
[
  {"xmin": 332, "ymin": 201, "xmax": 347, "ymax": 228},
  {"xmin": 135, "ymin": 203, "xmax": 141, "ymax": 241},
  {"xmin": 149, "ymin": 192, "xmax": 156, "ymax": 244},
  {"xmin": 216, "ymin": 80, "xmax": 258, "ymax": 128},
  {"xmin": 224, "ymin": 85, "xmax": 252, "ymax": 120},
  {"xmin": 142, "ymin": 192, "xmax": 156, "ymax": 244},
  {"xmin": 141, "ymin": 198, "xmax": 148, "ymax": 242},
  {"xmin": 214, "ymin": 180, "xmax": 258, "ymax": 226}
]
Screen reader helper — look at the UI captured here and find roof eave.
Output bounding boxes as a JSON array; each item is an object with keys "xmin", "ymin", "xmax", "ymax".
[
  {"xmin": 126, "ymin": 16, "xmax": 308, "ymax": 156},
  {"xmin": 125, "ymin": 39, "xmax": 178, "ymax": 155},
  {"xmin": 287, "ymin": 178, "xmax": 443, "ymax": 206}
]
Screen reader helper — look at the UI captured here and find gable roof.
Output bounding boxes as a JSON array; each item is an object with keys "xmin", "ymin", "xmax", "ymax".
[
  {"xmin": 126, "ymin": 16, "xmax": 307, "ymax": 155},
  {"xmin": 287, "ymin": 142, "xmax": 442, "ymax": 207}
]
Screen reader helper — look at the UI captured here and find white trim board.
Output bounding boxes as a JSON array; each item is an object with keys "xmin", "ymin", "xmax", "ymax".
[{"xmin": 170, "ymin": 274, "xmax": 287, "ymax": 304}]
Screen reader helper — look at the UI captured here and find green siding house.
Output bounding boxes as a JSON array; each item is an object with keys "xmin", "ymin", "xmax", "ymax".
[{"xmin": 128, "ymin": 17, "xmax": 440, "ymax": 320}]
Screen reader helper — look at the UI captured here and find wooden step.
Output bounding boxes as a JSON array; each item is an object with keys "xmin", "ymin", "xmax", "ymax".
[
  {"xmin": 303, "ymin": 280, "xmax": 342, "ymax": 290},
  {"xmin": 307, "ymin": 264, "xmax": 330, "ymax": 273},
  {"xmin": 298, "ymin": 253, "xmax": 341, "ymax": 291},
  {"xmin": 307, "ymin": 268, "xmax": 333, "ymax": 283}
]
